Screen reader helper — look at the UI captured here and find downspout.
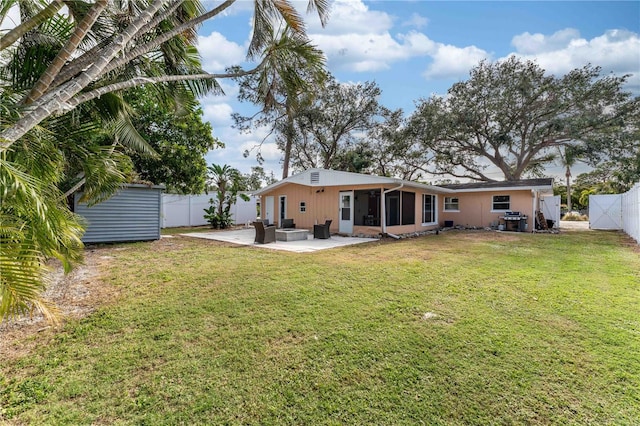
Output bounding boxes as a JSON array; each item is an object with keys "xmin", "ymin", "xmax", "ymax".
[
  {"xmin": 531, "ymin": 189, "xmax": 538, "ymax": 232},
  {"xmin": 382, "ymin": 183, "xmax": 404, "ymax": 238}
]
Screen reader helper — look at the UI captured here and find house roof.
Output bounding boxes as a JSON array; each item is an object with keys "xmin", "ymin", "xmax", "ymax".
[
  {"xmin": 439, "ymin": 178, "xmax": 554, "ymax": 192},
  {"xmin": 253, "ymin": 168, "xmax": 455, "ymax": 195}
]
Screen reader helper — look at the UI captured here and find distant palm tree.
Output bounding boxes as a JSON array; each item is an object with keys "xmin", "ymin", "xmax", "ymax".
[{"xmin": 558, "ymin": 146, "xmax": 578, "ymax": 211}]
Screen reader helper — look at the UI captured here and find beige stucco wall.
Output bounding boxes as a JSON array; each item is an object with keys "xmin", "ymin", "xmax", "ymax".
[
  {"xmin": 439, "ymin": 189, "xmax": 535, "ymax": 228},
  {"xmin": 259, "ymin": 183, "xmax": 440, "ymax": 236}
]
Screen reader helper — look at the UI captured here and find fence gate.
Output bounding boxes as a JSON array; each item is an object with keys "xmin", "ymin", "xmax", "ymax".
[
  {"xmin": 589, "ymin": 194, "xmax": 622, "ymax": 230},
  {"xmin": 540, "ymin": 195, "xmax": 561, "ymax": 228}
]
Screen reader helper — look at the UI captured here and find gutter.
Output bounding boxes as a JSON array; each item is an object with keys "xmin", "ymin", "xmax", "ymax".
[{"xmin": 381, "ymin": 182, "xmax": 404, "ymax": 235}]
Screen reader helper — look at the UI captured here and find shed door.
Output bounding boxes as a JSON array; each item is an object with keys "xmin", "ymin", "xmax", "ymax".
[
  {"xmin": 589, "ymin": 194, "xmax": 622, "ymax": 230},
  {"xmin": 339, "ymin": 191, "xmax": 354, "ymax": 234}
]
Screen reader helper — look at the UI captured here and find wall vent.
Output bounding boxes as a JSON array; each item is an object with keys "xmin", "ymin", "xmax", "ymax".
[{"xmin": 310, "ymin": 171, "xmax": 320, "ymax": 184}]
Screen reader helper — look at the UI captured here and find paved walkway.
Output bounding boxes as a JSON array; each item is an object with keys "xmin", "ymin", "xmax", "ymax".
[
  {"xmin": 182, "ymin": 228, "xmax": 377, "ymax": 253},
  {"xmin": 559, "ymin": 220, "xmax": 590, "ymax": 231}
]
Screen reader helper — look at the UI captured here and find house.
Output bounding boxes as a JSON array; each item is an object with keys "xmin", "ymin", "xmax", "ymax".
[
  {"xmin": 254, "ymin": 169, "xmax": 454, "ymax": 237},
  {"xmin": 254, "ymin": 169, "xmax": 555, "ymax": 237}
]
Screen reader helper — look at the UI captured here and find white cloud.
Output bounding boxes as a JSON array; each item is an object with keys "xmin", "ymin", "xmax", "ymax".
[
  {"xmin": 201, "ymin": 102, "xmax": 233, "ymax": 127},
  {"xmin": 307, "ymin": 0, "xmax": 393, "ymax": 34},
  {"xmin": 402, "ymin": 13, "xmax": 429, "ymax": 30},
  {"xmin": 511, "ymin": 28, "xmax": 581, "ymax": 54},
  {"xmin": 313, "ymin": 32, "xmax": 425, "ymax": 72},
  {"xmin": 510, "ymin": 28, "xmax": 640, "ymax": 77},
  {"xmin": 197, "ymin": 31, "xmax": 246, "ymax": 72},
  {"xmin": 423, "ymin": 44, "xmax": 490, "ymax": 79},
  {"xmin": 304, "ymin": 0, "xmax": 486, "ymax": 78}
]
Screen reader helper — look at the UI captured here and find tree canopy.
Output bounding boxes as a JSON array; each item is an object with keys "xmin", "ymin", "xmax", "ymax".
[
  {"xmin": 406, "ymin": 56, "xmax": 640, "ymax": 181},
  {"xmin": 125, "ymin": 88, "xmax": 222, "ymax": 194},
  {"xmin": 286, "ymin": 76, "xmax": 387, "ymax": 172}
]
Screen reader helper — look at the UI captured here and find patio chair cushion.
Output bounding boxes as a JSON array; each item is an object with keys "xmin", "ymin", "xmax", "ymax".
[{"xmin": 282, "ymin": 218, "xmax": 296, "ymax": 229}]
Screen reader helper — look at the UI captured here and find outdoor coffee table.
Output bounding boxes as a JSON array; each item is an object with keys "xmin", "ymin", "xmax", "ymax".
[{"xmin": 275, "ymin": 229, "xmax": 309, "ymax": 241}]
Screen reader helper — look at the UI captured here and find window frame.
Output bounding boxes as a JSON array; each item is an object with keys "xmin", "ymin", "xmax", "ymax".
[
  {"xmin": 443, "ymin": 196, "xmax": 459, "ymax": 212},
  {"xmin": 422, "ymin": 194, "xmax": 437, "ymax": 225},
  {"xmin": 299, "ymin": 201, "xmax": 306, "ymax": 213},
  {"xmin": 491, "ymin": 195, "xmax": 511, "ymax": 212}
]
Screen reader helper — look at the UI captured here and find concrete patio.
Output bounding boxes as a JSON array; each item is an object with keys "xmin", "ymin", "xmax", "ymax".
[{"xmin": 182, "ymin": 228, "xmax": 377, "ymax": 253}]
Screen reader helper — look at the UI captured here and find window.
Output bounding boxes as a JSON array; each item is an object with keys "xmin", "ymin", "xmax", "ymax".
[
  {"xmin": 422, "ymin": 194, "xmax": 436, "ymax": 224},
  {"xmin": 385, "ymin": 191, "xmax": 415, "ymax": 226},
  {"xmin": 492, "ymin": 195, "xmax": 510, "ymax": 211},
  {"xmin": 444, "ymin": 197, "xmax": 459, "ymax": 211},
  {"xmin": 401, "ymin": 191, "xmax": 415, "ymax": 225},
  {"xmin": 299, "ymin": 201, "xmax": 306, "ymax": 213}
]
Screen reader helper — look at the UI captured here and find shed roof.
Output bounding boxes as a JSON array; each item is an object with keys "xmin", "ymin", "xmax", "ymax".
[
  {"xmin": 439, "ymin": 178, "xmax": 553, "ymax": 192},
  {"xmin": 253, "ymin": 168, "xmax": 455, "ymax": 195}
]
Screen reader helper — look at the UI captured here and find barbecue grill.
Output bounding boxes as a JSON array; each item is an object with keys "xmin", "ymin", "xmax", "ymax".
[{"xmin": 501, "ymin": 212, "xmax": 528, "ymax": 232}]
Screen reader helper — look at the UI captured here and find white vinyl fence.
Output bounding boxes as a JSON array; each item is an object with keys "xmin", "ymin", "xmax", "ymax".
[
  {"xmin": 622, "ymin": 183, "xmax": 640, "ymax": 243},
  {"xmin": 161, "ymin": 193, "xmax": 259, "ymax": 228},
  {"xmin": 589, "ymin": 183, "xmax": 640, "ymax": 243},
  {"xmin": 540, "ymin": 195, "xmax": 561, "ymax": 228}
]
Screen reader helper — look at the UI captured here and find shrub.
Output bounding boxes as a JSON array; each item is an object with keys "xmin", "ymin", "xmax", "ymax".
[{"xmin": 562, "ymin": 211, "xmax": 589, "ymax": 221}]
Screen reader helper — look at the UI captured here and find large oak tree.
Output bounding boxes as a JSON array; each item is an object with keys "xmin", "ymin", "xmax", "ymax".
[{"xmin": 407, "ymin": 56, "xmax": 640, "ymax": 181}]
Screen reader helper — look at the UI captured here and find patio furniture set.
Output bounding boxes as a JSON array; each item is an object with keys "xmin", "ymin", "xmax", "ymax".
[{"xmin": 252, "ymin": 219, "xmax": 332, "ymax": 244}]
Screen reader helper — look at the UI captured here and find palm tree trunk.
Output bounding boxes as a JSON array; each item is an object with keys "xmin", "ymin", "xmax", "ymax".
[
  {"xmin": 65, "ymin": 65, "xmax": 266, "ymax": 111},
  {"xmin": 99, "ymin": 0, "xmax": 236, "ymax": 78},
  {"xmin": 0, "ymin": 0, "xmax": 166, "ymax": 151},
  {"xmin": 51, "ymin": 0, "xmax": 188, "ymax": 89},
  {"xmin": 0, "ymin": 0, "xmax": 64, "ymax": 51},
  {"xmin": 282, "ymin": 110, "xmax": 294, "ymax": 179},
  {"xmin": 24, "ymin": 0, "xmax": 109, "ymax": 104},
  {"xmin": 566, "ymin": 165, "xmax": 572, "ymax": 212}
]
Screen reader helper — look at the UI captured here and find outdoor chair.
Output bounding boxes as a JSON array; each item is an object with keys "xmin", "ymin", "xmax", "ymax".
[
  {"xmin": 282, "ymin": 218, "xmax": 296, "ymax": 229},
  {"xmin": 253, "ymin": 221, "xmax": 276, "ymax": 244},
  {"xmin": 313, "ymin": 219, "xmax": 332, "ymax": 239}
]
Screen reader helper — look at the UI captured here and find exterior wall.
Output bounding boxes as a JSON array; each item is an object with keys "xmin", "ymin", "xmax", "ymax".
[
  {"xmin": 260, "ymin": 183, "xmax": 375, "ymax": 232},
  {"xmin": 439, "ymin": 189, "xmax": 535, "ymax": 228},
  {"xmin": 75, "ymin": 184, "xmax": 163, "ymax": 243},
  {"xmin": 259, "ymin": 183, "xmax": 440, "ymax": 236}
]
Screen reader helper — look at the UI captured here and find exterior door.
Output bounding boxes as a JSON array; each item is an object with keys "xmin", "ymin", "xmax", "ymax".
[
  {"xmin": 279, "ymin": 195, "xmax": 287, "ymax": 227},
  {"xmin": 339, "ymin": 191, "xmax": 354, "ymax": 234},
  {"xmin": 265, "ymin": 196, "xmax": 275, "ymax": 225}
]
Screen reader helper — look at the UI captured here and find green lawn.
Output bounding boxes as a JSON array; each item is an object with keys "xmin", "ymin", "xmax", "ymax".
[{"xmin": 1, "ymin": 230, "xmax": 639, "ymax": 425}]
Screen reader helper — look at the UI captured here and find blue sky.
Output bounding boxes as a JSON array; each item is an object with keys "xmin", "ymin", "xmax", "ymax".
[{"xmin": 196, "ymin": 0, "xmax": 640, "ymax": 182}]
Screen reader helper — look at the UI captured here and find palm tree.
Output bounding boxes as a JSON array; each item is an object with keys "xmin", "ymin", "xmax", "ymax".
[
  {"xmin": 558, "ymin": 145, "xmax": 578, "ymax": 211},
  {"xmin": 0, "ymin": 0, "xmax": 331, "ymax": 322}
]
